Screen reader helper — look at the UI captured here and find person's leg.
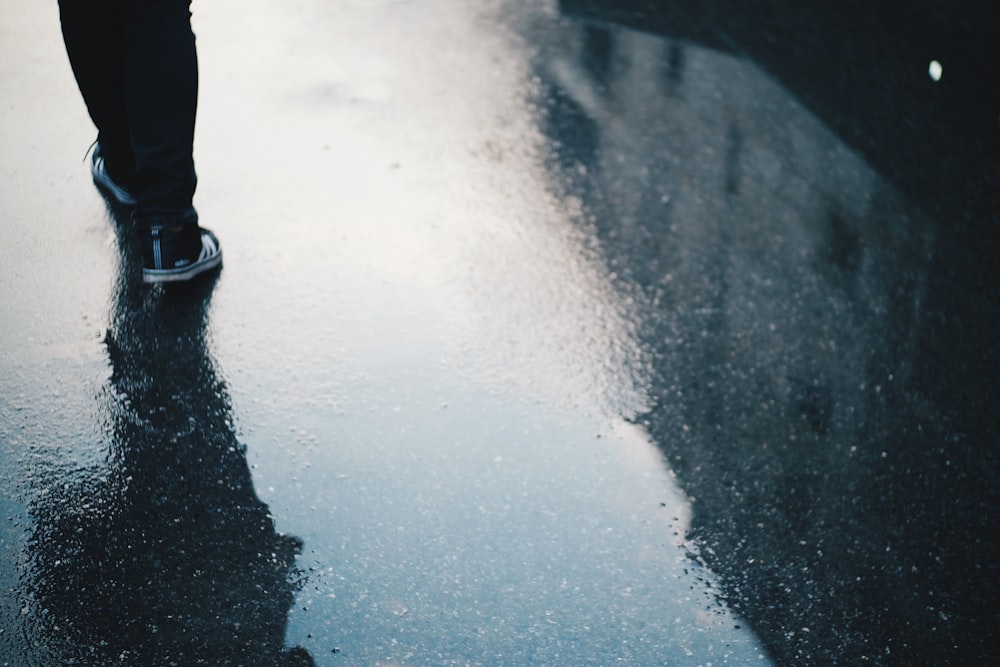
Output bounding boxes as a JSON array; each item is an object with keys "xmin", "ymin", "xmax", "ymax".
[
  {"xmin": 121, "ymin": 0, "xmax": 221, "ymax": 283},
  {"xmin": 61, "ymin": 0, "xmax": 219, "ymax": 281},
  {"xmin": 122, "ymin": 0, "xmax": 198, "ymax": 220},
  {"xmin": 58, "ymin": 0, "xmax": 135, "ymax": 185}
]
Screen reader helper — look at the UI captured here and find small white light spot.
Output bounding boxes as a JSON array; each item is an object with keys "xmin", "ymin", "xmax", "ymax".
[{"xmin": 929, "ymin": 60, "xmax": 943, "ymax": 82}]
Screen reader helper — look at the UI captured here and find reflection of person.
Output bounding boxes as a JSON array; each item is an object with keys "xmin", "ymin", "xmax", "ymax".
[
  {"xmin": 28, "ymin": 222, "xmax": 311, "ymax": 665},
  {"xmin": 58, "ymin": 0, "xmax": 221, "ymax": 283}
]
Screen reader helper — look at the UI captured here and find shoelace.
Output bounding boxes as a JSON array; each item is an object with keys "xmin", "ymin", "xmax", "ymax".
[{"xmin": 83, "ymin": 138, "xmax": 99, "ymax": 164}]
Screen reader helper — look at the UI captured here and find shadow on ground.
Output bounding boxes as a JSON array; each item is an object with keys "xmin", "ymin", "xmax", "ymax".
[
  {"xmin": 26, "ymin": 205, "xmax": 313, "ymax": 666},
  {"xmin": 532, "ymin": 2, "xmax": 999, "ymax": 664}
]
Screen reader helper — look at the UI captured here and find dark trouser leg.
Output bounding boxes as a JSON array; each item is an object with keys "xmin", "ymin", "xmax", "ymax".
[
  {"xmin": 123, "ymin": 0, "xmax": 199, "ymax": 224},
  {"xmin": 59, "ymin": 0, "xmax": 199, "ymax": 223},
  {"xmin": 58, "ymin": 0, "xmax": 135, "ymax": 184}
]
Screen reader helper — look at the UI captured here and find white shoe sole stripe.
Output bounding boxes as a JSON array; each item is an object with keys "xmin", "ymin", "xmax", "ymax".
[{"xmin": 143, "ymin": 252, "xmax": 222, "ymax": 283}]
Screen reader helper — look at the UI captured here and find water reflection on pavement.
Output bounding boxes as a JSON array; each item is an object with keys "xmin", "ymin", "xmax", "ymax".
[
  {"xmin": 25, "ymin": 211, "xmax": 312, "ymax": 666},
  {"xmin": 539, "ymin": 3, "xmax": 999, "ymax": 664},
  {"xmin": 3, "ymin": 0, "xmax": 995, "ymax": 665},
  {"xmin": 2, "ymin": 0, "xmax": 771, "ymax": 665}
]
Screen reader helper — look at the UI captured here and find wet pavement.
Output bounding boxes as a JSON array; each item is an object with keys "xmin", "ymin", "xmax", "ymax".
[{"xmin": 1, "ymin": 1, "xmax": 997, "ymax": 665}]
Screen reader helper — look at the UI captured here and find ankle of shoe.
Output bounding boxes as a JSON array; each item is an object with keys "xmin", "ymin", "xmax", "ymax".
[{"xmin": 134, "ymin": 208, "xmax": 199, "ymax": 231}]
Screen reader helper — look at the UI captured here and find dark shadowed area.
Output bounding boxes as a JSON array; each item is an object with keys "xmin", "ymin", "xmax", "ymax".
[
  {"xmin": 538, "ymin": 1, "xmax": 999, "ymax": 663},
  {"xmin": 26, "ymin": 208, "xmax": 312, "ymax": 666}
]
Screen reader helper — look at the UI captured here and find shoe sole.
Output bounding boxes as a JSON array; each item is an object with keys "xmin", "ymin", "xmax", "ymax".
[{"xmin": 143, "ymin": 253, "xmax": 223, "ymax": 284}]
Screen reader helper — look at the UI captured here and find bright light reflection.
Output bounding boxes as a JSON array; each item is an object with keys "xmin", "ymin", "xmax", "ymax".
[{"xmin": 929, "ymin": 59, "xmax": 943, "ymax": 81}]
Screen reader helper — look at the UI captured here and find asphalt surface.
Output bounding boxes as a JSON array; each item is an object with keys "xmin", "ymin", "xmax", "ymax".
[{"xmin": 1, "ymin": 1, "xmax": 997, "ymax": 666}]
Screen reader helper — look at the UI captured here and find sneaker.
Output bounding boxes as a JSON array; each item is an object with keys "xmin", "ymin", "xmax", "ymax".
[
  {"xmin": 141, "ymin": 223, "xmax": 223, "ymax": 284},
  {"xmin": 90, "ymin": 144, "xmax": 136, "ymax": 206}
]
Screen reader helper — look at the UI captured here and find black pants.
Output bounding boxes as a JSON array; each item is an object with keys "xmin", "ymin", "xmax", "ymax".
[{"xmin": 59, "ymin": 0, "xmax": 199, "ymax": 225}]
